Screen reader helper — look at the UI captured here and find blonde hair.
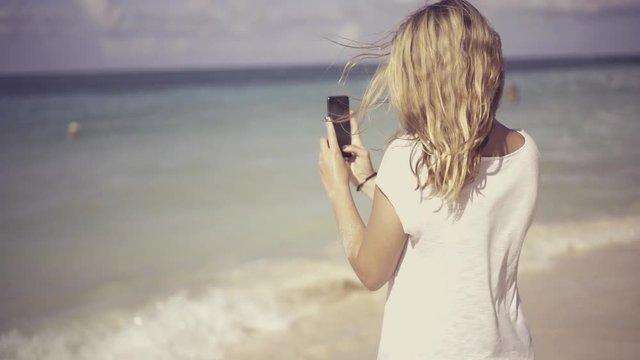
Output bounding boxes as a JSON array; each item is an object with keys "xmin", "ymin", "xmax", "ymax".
[{"xmin": 349, "ymin": 0, "xmax": 505, "ymax": 202}]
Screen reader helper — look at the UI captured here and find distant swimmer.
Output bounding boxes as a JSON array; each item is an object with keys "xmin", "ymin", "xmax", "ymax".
[
  {"xmin": 67, "ymin": 121, "xmax": 80, "ymax": 139},
  {"xmin": 507, "ymin": 83, "xmax": 520, "ymax": 104}
]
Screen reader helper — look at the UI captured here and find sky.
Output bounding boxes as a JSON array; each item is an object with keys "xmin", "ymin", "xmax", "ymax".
[{"xmin": 0, "ymin": 0, "xmax": 639, "ymax": 73}]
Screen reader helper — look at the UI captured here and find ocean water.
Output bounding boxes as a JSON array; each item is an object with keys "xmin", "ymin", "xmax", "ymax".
[{"xmin": 1, "ymin": 61, "xmax": 639, "ymax": 358}]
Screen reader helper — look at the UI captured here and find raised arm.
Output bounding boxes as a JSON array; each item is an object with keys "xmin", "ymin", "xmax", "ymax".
[{"xmin": 319, "ymin": 119, "xmax": 408, "ymax": 291}]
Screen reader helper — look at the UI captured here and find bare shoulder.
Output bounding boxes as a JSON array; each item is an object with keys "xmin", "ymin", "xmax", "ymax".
[
  {"xmin": 505, "ymin": 127, "xmax": 525, "ymax": 153},
  {"xmin": 481, "ymin": 121, "xmax": 526, "ymax": 157}
]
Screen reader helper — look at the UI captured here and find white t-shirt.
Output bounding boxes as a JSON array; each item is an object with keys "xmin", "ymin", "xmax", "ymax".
[{"xmin": 375, "ymin": 129, "xmax": 539, "ymax": 360}]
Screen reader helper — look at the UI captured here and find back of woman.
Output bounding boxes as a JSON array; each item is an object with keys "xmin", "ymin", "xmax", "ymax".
[
  {"xmin": 376, "ymin": 130, "xmax": 539, "ymax": 358},
  {"xmin": 318, "ymin": 0, "xmax": 540, "ymax": 359}
]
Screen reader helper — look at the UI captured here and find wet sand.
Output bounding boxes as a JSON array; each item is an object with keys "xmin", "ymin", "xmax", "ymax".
[
  {"xmin": 225, "ymin": 240, "xmax": 640, "ymax": 359},
  {"xmin": 519, "ymin": 240, "xmax": 640, "ymax": 360}
]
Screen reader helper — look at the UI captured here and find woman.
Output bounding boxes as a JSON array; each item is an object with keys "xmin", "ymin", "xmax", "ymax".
[{"xmin": 319, "ymin": 0, "xmax": 539, "ymax": 359}]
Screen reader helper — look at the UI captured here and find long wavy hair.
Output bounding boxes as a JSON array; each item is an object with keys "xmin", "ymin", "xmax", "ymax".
[{"xmin": 348, "ymin": 0, "xmax": 505, "ymax": 202}]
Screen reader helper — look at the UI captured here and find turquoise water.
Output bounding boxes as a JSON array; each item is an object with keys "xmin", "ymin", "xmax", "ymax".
[{"xmin": 0, "ymin": 62, "xmax": 639, "ymax": 358}]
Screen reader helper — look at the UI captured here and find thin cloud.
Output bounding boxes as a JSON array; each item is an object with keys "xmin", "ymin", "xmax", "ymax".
[
  {"xmin": 74, "ymin": 0, "xmax": 123, "ymax": 28},
  {"xmin": 478, "ymin": 0, "xmax": 640, "ymax": 14},
  {"xmin": 2, "ymin": 0, "xmax": 640, "ymax": 72}
]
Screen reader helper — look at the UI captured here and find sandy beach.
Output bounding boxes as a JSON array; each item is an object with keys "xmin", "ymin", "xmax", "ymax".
[
  {"xmin": 224, "ymin": 240, "xmax": 640, "ymax": 360},
  {"xmin": 520, "ymin": 241, "xmax": 640, "ymax": 360}
]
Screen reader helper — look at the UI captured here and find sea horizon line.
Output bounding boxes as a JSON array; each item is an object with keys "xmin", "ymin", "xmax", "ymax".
[
  {"xmin": 1, "ymin": 53, "xmax": 639, "ymax": 96},
  {"xmin": 1, "ymin": 52, "xmax": 640, "ymax": 78}
]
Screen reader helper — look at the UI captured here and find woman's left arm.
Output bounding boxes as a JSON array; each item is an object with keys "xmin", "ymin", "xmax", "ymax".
[{"xmin": 319, "ymin": 120, "xmax": 408, "ymax": 291}]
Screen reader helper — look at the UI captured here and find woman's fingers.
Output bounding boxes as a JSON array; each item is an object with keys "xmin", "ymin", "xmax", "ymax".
[
  {"xmin": 342, "ymin": 144, "xmax": 368, "ymax": 158},
  {"xmin": 319, "ymin": 137, "xmax": 329, "ymax": 152},
  {"xmin": 324, "ymin": 117, "xmax": 340, "ymax": 155}
]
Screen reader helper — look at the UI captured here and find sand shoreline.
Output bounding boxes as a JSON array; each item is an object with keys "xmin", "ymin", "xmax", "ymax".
[{"xmin": 225, "ymin": 240, "xmax": 640, "ymax": 360}]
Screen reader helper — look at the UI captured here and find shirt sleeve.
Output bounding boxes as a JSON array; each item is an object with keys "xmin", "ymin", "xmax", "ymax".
[{"xmin": 374, "ymin": 138, "xmax": 419, "ymax": 235}]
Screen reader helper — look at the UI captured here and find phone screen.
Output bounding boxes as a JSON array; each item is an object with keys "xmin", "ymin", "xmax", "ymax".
[{"xmin": 327, "ymin": 96, "xmax": 352, "ymax": 158}]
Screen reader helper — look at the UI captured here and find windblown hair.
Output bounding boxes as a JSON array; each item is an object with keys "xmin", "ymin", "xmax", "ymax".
[{"xmin": 348, "ymin": 0, "xmax": 505, "ymax": 202}]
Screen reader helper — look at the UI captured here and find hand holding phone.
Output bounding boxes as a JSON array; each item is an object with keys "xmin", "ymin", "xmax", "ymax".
[{"xmin": 327, "ymin": 95, "xmax": 352, "ymax": 159}]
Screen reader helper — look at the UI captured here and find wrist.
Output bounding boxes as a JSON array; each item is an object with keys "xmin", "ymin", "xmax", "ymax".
[{"xmin": 356, "ymin": 172, "xmax": 377, "ymax": 192}]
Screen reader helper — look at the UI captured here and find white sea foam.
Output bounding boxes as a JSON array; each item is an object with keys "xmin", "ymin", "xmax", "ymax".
[
  {"xmin": 0, "ymin": 290, "xmax": 284, "ymax": 359},
  {"xmin": 520, "ymin": 214, "xmax": 640, "ymax": 271},
  {"xmin": 0, "ymin": 261, "xmax": 364, "ymax": 360}
]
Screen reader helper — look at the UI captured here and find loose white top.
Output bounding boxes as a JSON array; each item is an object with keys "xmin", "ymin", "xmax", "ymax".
[{"xmin": 375, "ymin": 129, "xmax": 539, "ymax": 360}]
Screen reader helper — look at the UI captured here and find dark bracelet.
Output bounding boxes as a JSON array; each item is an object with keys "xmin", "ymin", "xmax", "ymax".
[{"xmin": 356, "ymin": 172, "xmax": 377, "ymax": 192}]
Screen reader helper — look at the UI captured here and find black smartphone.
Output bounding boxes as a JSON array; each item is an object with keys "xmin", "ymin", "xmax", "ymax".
[{"xmin": 327, "ymin": 95, "xmax": 352, "ymax": 159}]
